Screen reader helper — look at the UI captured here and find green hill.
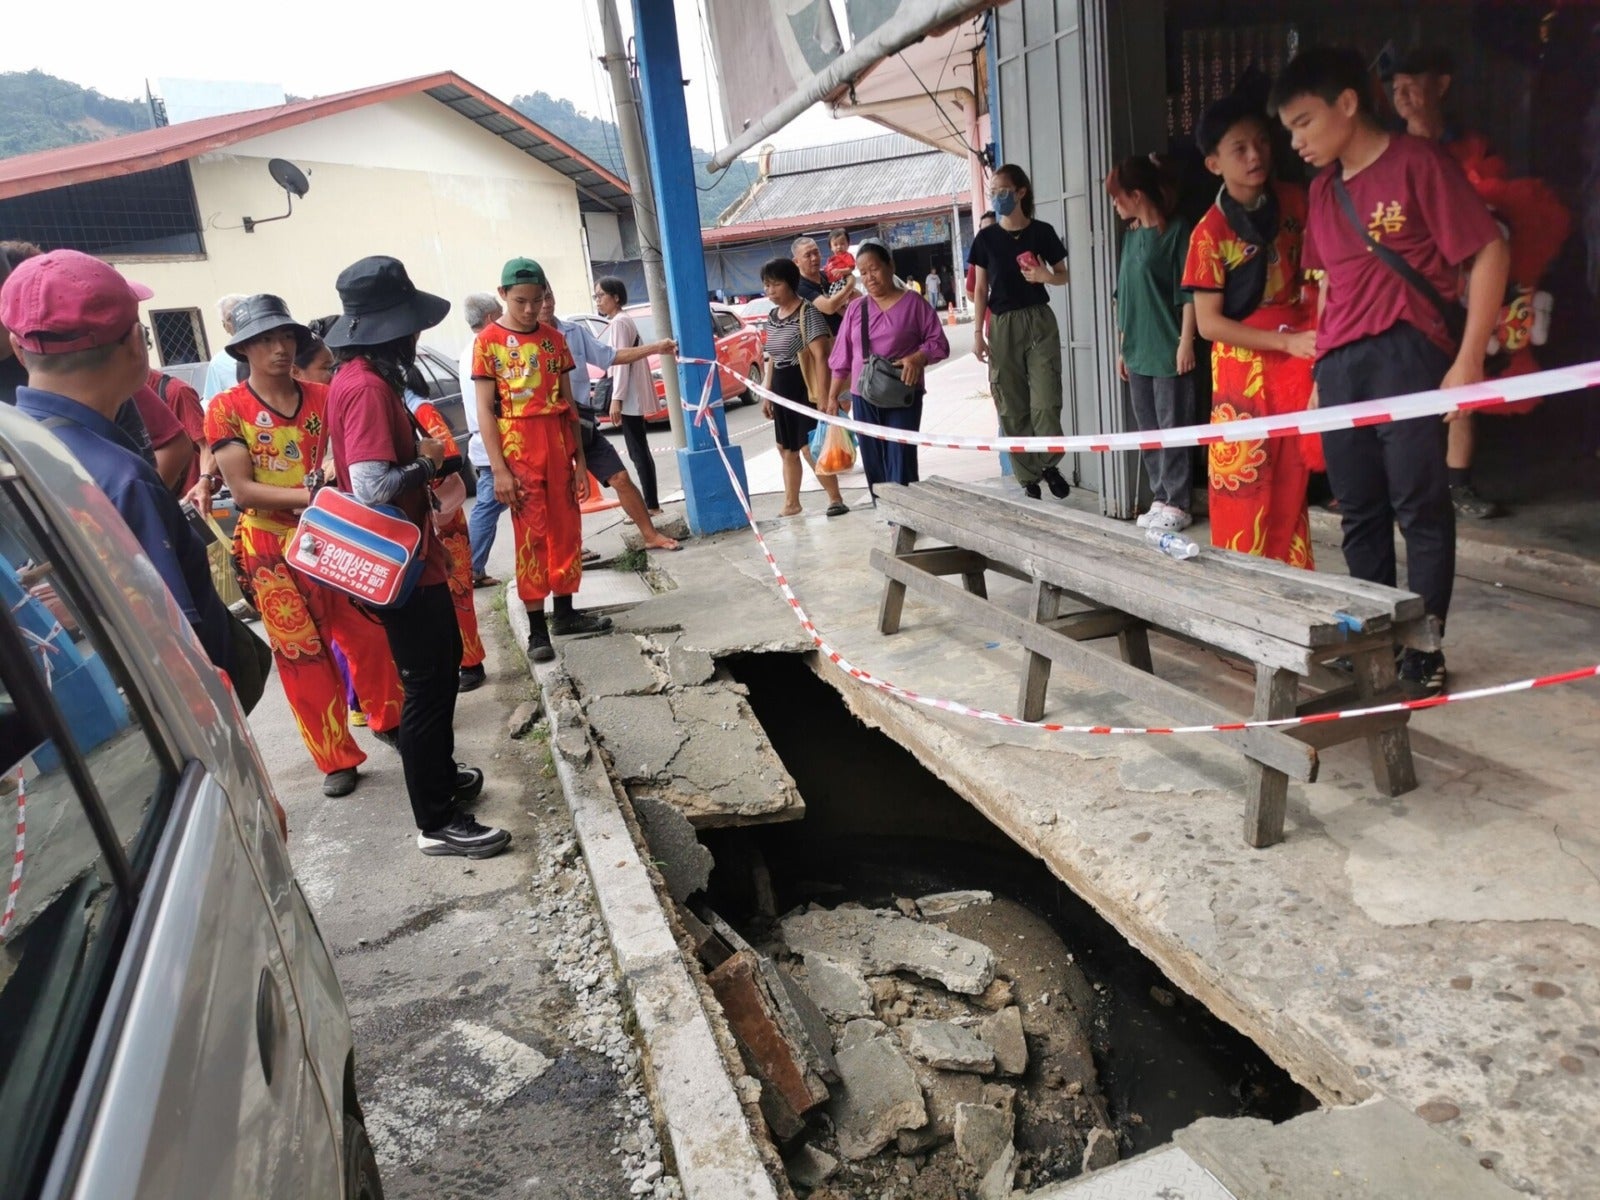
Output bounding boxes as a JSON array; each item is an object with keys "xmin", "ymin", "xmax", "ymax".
[
  {"xmin": 510, "ymin": 90, "xmax": 757, "ymax": 229},
  {"xmin": 0, "ymin": 70, "xmax": 152, "ymax": 159}
]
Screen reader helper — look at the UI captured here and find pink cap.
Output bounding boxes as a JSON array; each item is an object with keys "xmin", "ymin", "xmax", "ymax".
[{"xmin": 0, "ymin": 249, "xmax": 154, "ymax": 355}]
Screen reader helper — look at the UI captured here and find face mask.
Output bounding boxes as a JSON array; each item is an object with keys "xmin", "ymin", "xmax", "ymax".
[{"xmin": 992, "ymin": 190, "xmax": 1017, "ymax": 217}]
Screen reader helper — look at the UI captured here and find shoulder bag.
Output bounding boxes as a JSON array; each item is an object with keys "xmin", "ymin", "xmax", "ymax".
[
  {"xmin": 289, "ymin": 487, "xmax": 424, "ymax": 609},
  {"xmin": 856, "ymin": 296, "xmax": 917, "ymax": 409},
  {"xmin": 1331, "ymin": 174, "xmax": 1467, "ymax": 345}
]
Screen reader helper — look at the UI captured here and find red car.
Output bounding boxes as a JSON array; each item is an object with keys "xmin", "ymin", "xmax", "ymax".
[
  {"xmin": 732, "ymin": 298, "xmax": 777, "ymax": 347},
  {"xmin": 568, "ymin": 304, "xmax": 763, "ymax": 427}
]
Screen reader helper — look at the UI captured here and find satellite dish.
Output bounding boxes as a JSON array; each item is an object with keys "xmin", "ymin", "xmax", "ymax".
[
  {"xmin": 244, "ymin": 159, "xmax": 310, "ymax": 232},
  {"xmin": 268, "ymin": 157, "xmax": 310, "ymax": 198}
]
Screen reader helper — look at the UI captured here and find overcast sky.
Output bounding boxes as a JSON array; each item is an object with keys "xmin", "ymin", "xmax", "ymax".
[{"xmin": 1, "ymin": 0, "xmax": 880, "ymax": 157}]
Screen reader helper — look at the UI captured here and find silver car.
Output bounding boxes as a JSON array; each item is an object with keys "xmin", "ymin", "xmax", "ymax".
[{"xmin": 0, "ymin": 405, "xmax": 381, "ymax": 1199}]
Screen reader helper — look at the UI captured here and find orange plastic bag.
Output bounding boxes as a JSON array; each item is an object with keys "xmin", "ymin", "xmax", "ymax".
[{"xmin": 810, "ymin": 422, "xmax": 857, "ymax": 476}]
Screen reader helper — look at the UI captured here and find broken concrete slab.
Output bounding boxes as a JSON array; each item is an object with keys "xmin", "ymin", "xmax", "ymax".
[
  {"xmin": 899, "ymin": 1064, "xmax": 987, "ymax": 1151},
  {"xmin": 550, "ymin": 697, "xmax": 591, "ymax": 765},
  {"xmin": 916, "ymin": 889, "xmax": 994, "ymax": 918},
  {"xmin": 829, "ymin": 1035, "xmax": 928, "ymax": 1160},
  {"xmin": 1175, "ymin": 1098, "xmax": 1523, "ymax": 1199},
  {"xmin": 708, "ymin": 950, "xmax": 829, "ymax": 1139},
  {"xmin": 561, "ymin": 632, "xmax": 664, "ymax": 699},
  {"xmin": 785, "ymin": 1143, "xmax": 839, "ymax": 1189},
  {"xmin": 631, "ymin": 794, "xmax": 713, "ymax": 903},
  {"xmin": 797, "ymin": 952, "xmax": 874, "ymax": 1020},
  {"xmin": 977, "ymin": 1006, "xmax": 1027, "ymax": 1076},
  {"xmin": 623, "ymin": 514, "xmax": 691, "ymax": 553},
  {"xmin": 658, "ymin": 632, "xmax": 717, "ymax": 688},
  {"xmin": 588, "ymin": 695, "xmax": 685, "ymax": 782},
  {"xmin": 763, "ymin": 957, "xmax": 838, "ymax": 1083},
  {"xmin": 838, "ymin": 1018, "xmax": 888, "ymax": 1053},
  {"xmin": 954, "ymin": 1101, "xmax": 1013, "ymax": 1175},
  {"xmin": 780, "ymin": 907, "xmax": 997, "ymax": 995},
  {"xmin": 979, "ymin": 1144, "xmax": 1017, "ymax": 1200},
  {"xmin": 653, "ymin": 686, "xmax": 805, "ymax": 827},
  {"xmin": 902, "ymin": 1019, "xmax": 995, "ymax": 1073},
  {"xmin": 1082, "ymin": 1126, "xmax": 1119, "ymax": 1172}
]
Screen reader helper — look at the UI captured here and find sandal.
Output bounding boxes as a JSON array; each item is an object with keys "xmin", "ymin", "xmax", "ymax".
[
  {"xmin": 826, "ymin": 502, "xmax": 850, "ymax": 517},
  {"xmin": 471, "ymin": 573, "xmax": 501, "ymax": 589}
]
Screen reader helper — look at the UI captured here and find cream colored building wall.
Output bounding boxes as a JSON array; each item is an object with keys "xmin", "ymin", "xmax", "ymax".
[{"xmin": 115, "ymin": 93, "xmax": 594, "ymax": 362}]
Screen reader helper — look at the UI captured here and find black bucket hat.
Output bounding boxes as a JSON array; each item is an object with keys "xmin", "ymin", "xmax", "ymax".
[
  {"xmin": 323, "ymin": 256, "xmax": 449, "ymax": 350},
  {"xmin": 225, "ymin": 293, "xmax": 312, "ymax": 361}
]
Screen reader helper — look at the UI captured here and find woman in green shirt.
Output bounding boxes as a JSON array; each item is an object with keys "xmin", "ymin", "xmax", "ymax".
[{"xmin": 1108, "ymin": 156, "xmax": 1198, "ymax": 531}]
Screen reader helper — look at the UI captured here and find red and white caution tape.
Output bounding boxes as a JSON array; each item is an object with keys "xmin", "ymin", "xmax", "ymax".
[
  {"xmin": 680, "ymin": 355, "xmax": 1600, "ymax": 455},
  {"xmin": 696, "ymin": 405, "xmax": 1599, "ymax": 735},
  {"xmin": 1, "ymin": 769, "xmax": 25, "ymax": 940}
]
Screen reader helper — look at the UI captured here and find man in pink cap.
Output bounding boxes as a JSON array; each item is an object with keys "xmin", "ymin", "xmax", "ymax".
[{"xmin": 2, "ymin": 249, "xmax": 231, "ymax": 670}]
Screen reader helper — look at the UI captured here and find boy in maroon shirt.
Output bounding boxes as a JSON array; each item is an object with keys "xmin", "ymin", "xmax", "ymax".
[{"xmin": 1271, "ymin": 46, "xmax": 1509, "ymax": 698}]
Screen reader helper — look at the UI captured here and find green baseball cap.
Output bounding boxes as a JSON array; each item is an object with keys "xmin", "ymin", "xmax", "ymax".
[{"xmin": 500, "ymin": 257, "xmax": 547, "ymax": 288}]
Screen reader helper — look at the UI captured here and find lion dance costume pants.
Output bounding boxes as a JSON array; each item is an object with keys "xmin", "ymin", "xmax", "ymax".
[
  {"xmin": 1206, "ymin": 303, "xmax": 1320, "ymax": 568},
  {"xmin": 436, "ymin": 508, "xmax": 484, "ymax": 668},
  {"xmin": 236, "ymin": 522, "xmax": 404, "ymax": 773},
  {"xmin": 500, "ymin": 413, "xmax": 583, "ymax": 606}
]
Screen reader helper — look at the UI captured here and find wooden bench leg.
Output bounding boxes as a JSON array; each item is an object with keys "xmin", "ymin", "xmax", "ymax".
[
  {"xmin": 1244, "ymin": 666, "xmax": 1299, "ymax": 848},
  {"xmin": 877, "ymin": 525, "xmax": 918, "ymax": 634},
  {"xmin": 961, "ymin": 566, "xmax": 989, "ymax": 599},
  {"xmin": 1018, "ymin": 580, "xmax": 1060, "ymax": 721},
  {"xmin": 1352, "ymin": 647, "xmax": 1418, "ymax": 796},
  {"xmin": 1118, "ymin": 623, "xmax": 1153, "ymax": 673}
]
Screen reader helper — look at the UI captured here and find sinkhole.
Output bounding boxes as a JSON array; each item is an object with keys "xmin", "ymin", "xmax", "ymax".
[{"xmin": 686, "ymin": 651, "xmax": 1316, "ymax": 1196}]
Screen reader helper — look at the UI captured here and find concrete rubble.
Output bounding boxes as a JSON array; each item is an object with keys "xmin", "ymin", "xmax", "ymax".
[
  {"xmin": 829, "ymin": 1035, "xmax": 928, "ymax": 1159},
  {"xmin": 780, "ymin": 906, "xmax": 997, "ymax": 994},
  {"xmin": 902, "ymin": 1019, "xmax": 995, "ymax": 1073}
]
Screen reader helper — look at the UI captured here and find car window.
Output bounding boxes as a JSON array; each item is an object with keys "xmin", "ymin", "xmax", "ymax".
[
  {"xmin": 712, "ymin": 311, "xmax": 740, "ymax": 337},
  {"xmin": 414, "ymin": 353, "xmax": 449, "ymax": 400},
  {"xmin": 0, "ymin": 480, "xmax": 178, "ymax": 1196}
]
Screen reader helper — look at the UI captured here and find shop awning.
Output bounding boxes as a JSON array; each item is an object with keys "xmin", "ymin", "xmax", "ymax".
[{"xmin": 705, "ymin": 0, "xmax": 1001, "ymax": 171}]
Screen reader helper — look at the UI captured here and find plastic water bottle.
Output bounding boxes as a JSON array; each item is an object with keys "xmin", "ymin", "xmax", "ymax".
[{"xmin": 1146, "ymin": 527, "xmax": 1200, "ymax": 560}]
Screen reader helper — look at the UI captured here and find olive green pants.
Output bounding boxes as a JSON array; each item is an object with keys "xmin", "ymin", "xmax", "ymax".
[{"xmin": 988, "ymin": 304, "xmax": 1064, "ymax": 485}]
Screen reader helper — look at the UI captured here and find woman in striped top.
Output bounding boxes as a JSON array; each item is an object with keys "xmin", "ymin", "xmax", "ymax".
[{"xmin": 760, "ymin": 257, "xmax": 848, "ymax": 517}]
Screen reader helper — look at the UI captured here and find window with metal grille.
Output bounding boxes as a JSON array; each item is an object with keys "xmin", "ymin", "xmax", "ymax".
[
  {"xmin": 150, "ymin": 309, "xmax": 208, "ymax": 366},
  {"xmin": 0, "ymin": 163, "xmax": 204, "ymax": 258}
]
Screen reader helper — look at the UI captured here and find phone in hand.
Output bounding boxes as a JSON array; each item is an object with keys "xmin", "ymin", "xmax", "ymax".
[{"xmin": 1016, "ymin": 251, "xmax": 1040, "ymax": 273}]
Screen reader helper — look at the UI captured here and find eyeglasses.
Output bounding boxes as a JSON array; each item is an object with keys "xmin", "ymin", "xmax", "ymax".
[{"xmin": 126, "ymin": 321, "xmax": 151, "ymax": 349}]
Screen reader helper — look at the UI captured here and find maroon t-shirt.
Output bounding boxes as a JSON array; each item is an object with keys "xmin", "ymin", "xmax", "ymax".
[
  {"xmin": 327, "ymin": 357, "xmax": 448, "ymax": 587},
  {"xmin": 1303, "ymin": 133, "xmax": 1501, "ymax": 357}
]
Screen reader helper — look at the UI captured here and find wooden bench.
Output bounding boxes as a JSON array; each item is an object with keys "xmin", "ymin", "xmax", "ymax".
[{"xmin": 871, "ymin": 478, "xmax": 1426, "ymax": 848}]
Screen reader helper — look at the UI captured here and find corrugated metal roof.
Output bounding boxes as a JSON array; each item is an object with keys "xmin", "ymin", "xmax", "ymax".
[
  {"xmin": 0, "ymin": 73, "xmax": 630, "ymax": 212},
  {"xmin": 719, "ymin": 135, "xmax": 964, "ymax": 228},
  {"xmin": 766, "ymin": 132, "xmax": 933, "ymax": 177}
]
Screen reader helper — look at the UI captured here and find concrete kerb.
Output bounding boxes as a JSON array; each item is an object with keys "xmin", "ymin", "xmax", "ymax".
[{"xmin": 506, "ymin": 599, "xmax": 782, "ymax": 1200}]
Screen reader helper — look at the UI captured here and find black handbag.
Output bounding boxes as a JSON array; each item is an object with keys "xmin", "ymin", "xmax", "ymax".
[
  {"xmin": 1331, "ymin": 175, "xmax": 1467, "ymax": 346},
  {"xmin": 857, "ymin": 296, "xmax": 917, "ymax": 409}
]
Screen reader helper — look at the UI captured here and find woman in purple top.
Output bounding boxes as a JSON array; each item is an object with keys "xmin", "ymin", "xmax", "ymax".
[{"xmin": 826, "ymin": 240, "xmax": 950, "ymax": 496}]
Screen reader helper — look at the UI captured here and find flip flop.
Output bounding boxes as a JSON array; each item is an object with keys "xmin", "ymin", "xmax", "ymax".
[
  {"xmin": 646, "ymin": 540, "xmax": 682, "ymax": 552},
  {"xmin": 471, "ymin": 573, "xmax": 501, "ymax": 589},
  {"xmin": 826, "ymin": 502, "xmax": 850, "ymax": 517},
  {"xmin": 581, "ymin": 548, "xmax": 602, "ymax": 564}
]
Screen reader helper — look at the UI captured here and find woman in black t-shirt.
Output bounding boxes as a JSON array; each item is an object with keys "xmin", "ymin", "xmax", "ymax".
[{"xmin": 969, "ymin": 164, "xmax": 1072, "ymax": 500}]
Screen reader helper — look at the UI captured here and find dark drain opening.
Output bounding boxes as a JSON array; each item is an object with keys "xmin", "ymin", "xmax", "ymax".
[{"xmin": 709, "ymin": 650, "xmax": 1315, "ymax": 1185}]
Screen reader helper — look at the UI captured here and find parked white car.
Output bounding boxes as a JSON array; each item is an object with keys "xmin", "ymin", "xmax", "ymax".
[{"xmin": 0, "ymin": 404, "xmax": 381, "ymax": 1199}]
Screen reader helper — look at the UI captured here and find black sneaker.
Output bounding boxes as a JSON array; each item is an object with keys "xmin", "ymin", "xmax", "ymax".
[
  {"xmin": 1451, "ymin": 483, "xmax": 1503, "ymax": 520},
  {"xmin": 1023, "ymin": 482, "xmax": 1042, "ymax": 500},
  {"xmin": 528, "ymin": 629, "xmax": 555, "ymax": 663},
  {"xmin": 1398, "ymin": 649, "xmax": 1446, "ymax": 700},
  {"xmin": 323, "ymin": 767, "xmax": 359, "ymax": 797},
  {"xmin": 458, "ymin": 663, "xmax": 487, "ymax": 692},
  {"xmin": 549, "ymin": 610, "xmax": 614, "ymax": 637},
  {"xmin": 454, "ymin": 765, "xmax": 485, "ymax": 807},
  {"xmin": 417, "ymin": 816, "xmax": 510, "ymax": 859},
  {"xmin": 1042, "ymin": 466, "xmax": 1072, "ymax": 499}
]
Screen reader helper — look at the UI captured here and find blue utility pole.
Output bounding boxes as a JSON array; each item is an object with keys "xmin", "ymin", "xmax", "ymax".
[{"xmin": 630, "ymin": 0, "xmax": 748, "ymax": 535}]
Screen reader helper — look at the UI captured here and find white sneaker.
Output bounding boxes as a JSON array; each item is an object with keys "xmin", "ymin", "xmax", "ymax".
[
  {"xmin": 1146, "ymin": 506, "xmax": 1192, "ymax": 532},
  {"xmin": 1135, "ymin": 505, "xmax": 1168, "ymax": 528}
]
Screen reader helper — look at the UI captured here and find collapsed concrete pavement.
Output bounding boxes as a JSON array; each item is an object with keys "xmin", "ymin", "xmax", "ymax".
[{"xmin": 515, "ymin": 456, "xmax": 1600, "ymax": 1199}]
